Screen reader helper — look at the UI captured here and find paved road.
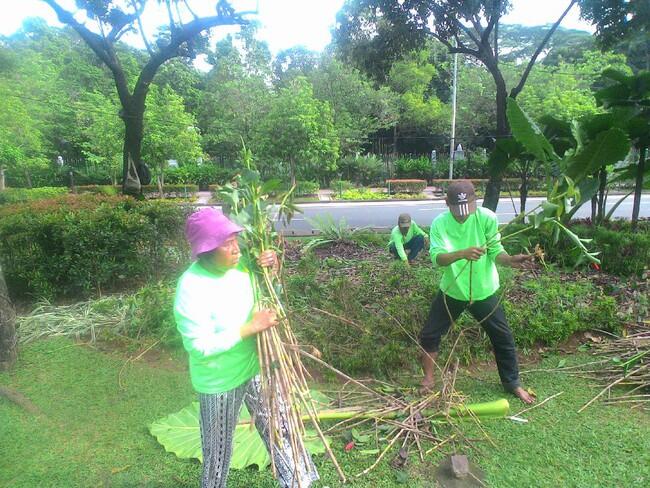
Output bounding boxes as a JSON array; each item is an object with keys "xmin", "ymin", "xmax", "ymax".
[{"xmin": 277, "ymin": 194, "xmax": 650, "ymax": 234}]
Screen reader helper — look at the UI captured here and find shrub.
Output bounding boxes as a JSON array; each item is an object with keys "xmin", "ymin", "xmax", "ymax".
[
  {"xmin": 338, "ymin": 154, "xmax": 386, "ymax": 186},
  {"xmin": 0, "ymin": 194, "xmax": 190, "ymax": 300},
  {"xmin": 502, "ymin": 221, "xmax": 650, "ymax": 277},
  {"xmin": 0, "ymin": 187, "xmax": 68, "ymax": 204},
  {"xmin": 338, "ymin": 188, "xmax": 388, "ymax": 200},
  {"xmin": 141, "ymin": 184, "xmax": 199, "ymax": 198},
  {"xmin": 329, "ymin": 179, "xmax": 355, "ymax": 193},
  {"xmin": 286, "ymin": 251, "xmax": 623, "ymax": 376},
  {"xmin": 430, "ymin": 151, "xmax": 490, "ymax": 179},
  {"xmin": 164, "ymin": 164, "xmax": 235, "ymax": 189},
  {"xmin": 386, "ymin": 179, "xmax": 427, "ymax": 194},
  {"xmin": 76, "ymin": 185, "xmax": 119, "ymax": 196},
  {"xmin": 294, "ymin": 180, "xmax": 320, "ymax": 196},
  {"xmin": 395, "ymin": 156, "xmax": 432, "ymax": 180},
  {"xmin": 127, "ymin": 281, "xmax": 178, "ymax": 344},
  {"xmin": 504, "ymin": 272, "xmax": 620, "ymax": 347}
]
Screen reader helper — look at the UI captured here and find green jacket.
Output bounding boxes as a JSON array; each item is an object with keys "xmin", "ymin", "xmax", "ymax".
[
  {"xmin": 429, "ymin": 207, "xmax": 505, "ymax": 301},
  {"xmin": 174, "ymin": 261, "xmax": 259, "ymax": 394},
  {"xmin": 388, "ymin": 221, "xmax": 427, "ymax": 261}
]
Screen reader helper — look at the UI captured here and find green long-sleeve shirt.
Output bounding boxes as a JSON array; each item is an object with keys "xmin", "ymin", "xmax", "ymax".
[
  {"xmin": 174, "ymin": 261, "xmax": 259, "ymax": 394},
  {"xmin": 429, "ymin": 207, "xmax": 505, "ymax": 301},
  {"xmin": 388, "ymin": 221, "xmax": 427, "ymax": 261}
]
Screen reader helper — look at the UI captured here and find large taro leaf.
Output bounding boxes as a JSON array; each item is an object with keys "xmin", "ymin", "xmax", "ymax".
[
  {"xmin": 565, "ymin": 127, "xmax": 630, "ymax": 181},
  {"xmin": 150, "ymin": 401, "xmax": 328, "ymax": 471},
  {"xmin": 507, "ymin": 97, "xmax": 559, "ymax": 164}
]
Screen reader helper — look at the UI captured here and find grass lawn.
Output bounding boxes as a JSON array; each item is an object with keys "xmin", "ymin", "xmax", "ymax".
[{"xmin": 1, "ymin": 338, "xmax": 648, "ymax": 487}]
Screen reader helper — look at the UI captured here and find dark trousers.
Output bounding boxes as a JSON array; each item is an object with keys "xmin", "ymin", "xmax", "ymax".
[
  {"xmin": 389, "ymin": 234, "xmax": 425, "ymax": 262},
  {"xmin": 420, "ymin": 291, "xmax": 521, "ymax": 391}
]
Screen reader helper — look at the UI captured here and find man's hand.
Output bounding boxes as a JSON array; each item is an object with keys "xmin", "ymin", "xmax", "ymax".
[
  {"xmin": 506, "ymin": 253, "xmax": 535, "ymax": 269},
  {"xmin": 461, "ymin": 247, "xmax": 486, "ymax": 261}
]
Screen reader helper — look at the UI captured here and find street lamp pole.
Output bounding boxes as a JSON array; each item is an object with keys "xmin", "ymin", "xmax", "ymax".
[{"xmin": 449, "ymin": 40, "xmax": 458, "ymax": 180}]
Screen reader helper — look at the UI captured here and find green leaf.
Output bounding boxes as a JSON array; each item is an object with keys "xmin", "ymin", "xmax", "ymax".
[
  {"xmin": 149, "ymin": 402, "xmax": 328, "ymax": 470},
  {"xmin": 260, "ymin": 178, "xmax": 282, "ymax": 196},
  {"xmin": 149, "ymin": 401, "xmax": 202, "ymax": 461},
  {"xmin": 395, "ymin": 470, "xmax": 410, "ymax": 484},
  {"xmin": 557, "ymin": 359, "xmax": 567, "ymax": 368},
  {"xmin": 351, "ymin": 428, "xmax": 370, "ymax": 444},
  {"xmin": 566, "ymin": 128, "xmax": 630, "ymax": 181},
  {"xmin": 507, "ymin": 97, "xmax": 558, "ymax": 163},
  {"xmin": 541, "ymin": 201, "xmax": 560, "ymax": 218}
]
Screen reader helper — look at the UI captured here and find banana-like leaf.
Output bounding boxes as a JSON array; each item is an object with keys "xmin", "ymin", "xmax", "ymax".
[
  {"xmin": 507, "ymin": 97, "xmax": 559, "ymax": 163},
  {"xmin": 566, "ymin": 128, "xmax": 630, "ymax": 181},
  {"xmin": 149, "ymin": 402, "xmax": 328, "ymax": 470}
]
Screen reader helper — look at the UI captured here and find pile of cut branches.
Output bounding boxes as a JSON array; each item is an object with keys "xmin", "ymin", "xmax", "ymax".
[{"xmin": 578, "ymin": 322, "xmax": 650, "ymax": 412}]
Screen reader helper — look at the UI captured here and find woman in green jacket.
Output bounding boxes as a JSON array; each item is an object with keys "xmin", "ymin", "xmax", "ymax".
[{"xmin": 174, "ymin": 208, "xmax": 319, "ymax": 488}]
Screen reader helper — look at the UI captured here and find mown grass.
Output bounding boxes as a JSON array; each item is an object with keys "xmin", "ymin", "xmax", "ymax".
[{"xmin": 1, "ymin": 338, "xmax": 648, "ymax": 487}]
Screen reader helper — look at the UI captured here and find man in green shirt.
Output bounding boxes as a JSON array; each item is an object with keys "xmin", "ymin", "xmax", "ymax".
[
  {"xmin": 388, "ymin": 213, "xmax": 428, "ymax": 264},
  {"xmin": 420, "ymin": 180, "xmax": 535, "ymax": 404}
]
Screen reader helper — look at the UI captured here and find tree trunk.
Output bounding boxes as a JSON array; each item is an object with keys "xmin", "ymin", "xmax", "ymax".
[
  {"xmin": 484, "ymin": 74, "xmax": 509, "ymax": 211},
  {"xmin": 0, "ymin": 167, "xmax": 5, "ymax": 190},
  {"xmin": 590, "ymin": 195, "xmax": 597, "ymax": 224},
  {"xmin": 121, "ymin": 93, "xmax": 152, "ymax": 194},
  {"xmin": 392, "ymin": 125, "xmax": 398, "ymax": 156},
  {"xmin": 24, "ymin": 170, "xmax": 32, "ymax": 189},
  {"xmin": 0, "ymin": 263, "xmax": 17, "ymax": 372},
  {"xmin": 631, "ymin": 145, "xmax": 646, "ymax": 231},
  {"xmin": 597, "ymin": 168, "xmax": 607, "ymax": 224},
  {"xmin": 289, "ymin": 158, "xmax": 296, "ymax": 187},
  {"xmin": 520, "ymin": 162, "xmax": 529, "ymax": 214}
]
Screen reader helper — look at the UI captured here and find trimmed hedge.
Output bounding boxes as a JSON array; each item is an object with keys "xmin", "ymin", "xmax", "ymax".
[
  {"xmin": 338, "ymin": 188, "xmax": 388, "ymax": 200},
  {"xmin": 75, "ymin": 185, "xmax": 119, "ymax": 196},
  {"xmin": 141, "ymin": 184, "xmax": 199, "ymax": 198},
  {"xmin": 386, "ymin": 179, "xmax": 427, "ymax": 194},
  {"xmin": 0, "ymin": 194, "xmax": 190, "ymax": 300},
  {"xmin": 0, "ymin": 187, "xmax": 68, "ymax": 204}
]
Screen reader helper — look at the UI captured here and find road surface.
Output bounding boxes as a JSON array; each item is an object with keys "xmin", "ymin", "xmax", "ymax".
[{"xmin": 277, "ymin": 195, "xmax": 650, "ymax": 234}]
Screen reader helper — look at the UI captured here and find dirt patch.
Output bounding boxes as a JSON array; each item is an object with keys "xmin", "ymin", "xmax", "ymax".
[{"xmin": 284, "ymin": 240, "xmax": 384, "ymax": 262}]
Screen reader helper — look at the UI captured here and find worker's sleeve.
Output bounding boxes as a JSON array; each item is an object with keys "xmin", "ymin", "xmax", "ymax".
[
  {"xmin": 484, "ymin": 213, "xmax": 506, "ymax": 261},
  {"xmin": 174, "ymin": 280, "xmax": 242, "ymax": 358},
  {"xmin": 429, "ymin": 221, "xmax": 450, "ymax": 268},
  {"xmin": 391, "ymin": 227, "xmax": 408, "ymax": 261},
  {"xmin": 412, "ymin": 222, "xmax": 427, "ymax": 238}
]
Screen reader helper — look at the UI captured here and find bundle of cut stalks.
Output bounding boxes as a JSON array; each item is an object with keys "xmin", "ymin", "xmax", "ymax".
[
  {"xmin": 578, "ymin": 323, "xmax": 650, "ymax": 412},
  {"xmin": 218, "ymin": 148, "xmax": 346, "ymax": 484}
]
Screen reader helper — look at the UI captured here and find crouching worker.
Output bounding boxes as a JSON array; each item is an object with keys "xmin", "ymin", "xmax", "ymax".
[
  {"xmin": 174, "ymin": 208, "xmax": 319, "ymax": 488},
  {"xmin": 388, "ymin": 213, "xmax": 428, "ymax": 265},
  {"xmin": 419, "ymin": 181, "xmax": 536, "ymax": 404}
]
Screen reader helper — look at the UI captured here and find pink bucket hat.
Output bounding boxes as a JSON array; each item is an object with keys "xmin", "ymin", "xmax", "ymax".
[{"xmin": 185, "ymin": 208, "xmax": 243, "ymax": 259}]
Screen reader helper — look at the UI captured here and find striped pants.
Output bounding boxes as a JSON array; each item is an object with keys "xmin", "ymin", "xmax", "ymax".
[{"xmin": 198, "ymin": 376, "xmax": 319, "ymax": 488}]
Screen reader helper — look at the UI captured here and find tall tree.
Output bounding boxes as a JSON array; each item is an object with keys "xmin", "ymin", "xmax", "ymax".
[
  {"xmin": 334, "ymin": 0, "xmax": 579, "ymax": 210},
  {"xmin": 255, "ymin": 77, "xmax": 339, "ymax": 185},
  {"xmin": 578, "ymin": 0, "xmax": 650, "ymax": 71},
  {"xmin": 198, "ymin": 33, "xmax": 272, "ymax": 161},
  {"xmin": 42, "ymin": 0, "xmax": 253, "ymax": 193},
  {"xmin": 309, "ymin": 56, "xmax": 399, "ymax": 155}
]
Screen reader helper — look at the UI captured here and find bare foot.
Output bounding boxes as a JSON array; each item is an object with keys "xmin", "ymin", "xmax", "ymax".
[
  {"xmin": 512, "ymin": 386, "xmax": 536, "ymax": 405},
  {"xmin": 419, "ymin": 376, "xmax": 435, "ymax": 395}
]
